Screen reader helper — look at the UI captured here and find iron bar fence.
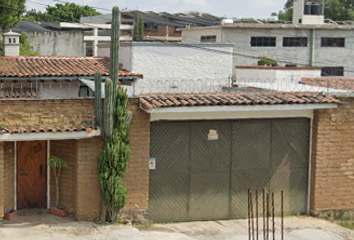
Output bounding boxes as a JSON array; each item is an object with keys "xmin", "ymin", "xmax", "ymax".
[
  {"xmin": 1, "ymin": 75, "xmax": 354, "ymax": 100},
  {"xmin": 248, "ymin": 189, "xmax": 284, "ymax": 240}
]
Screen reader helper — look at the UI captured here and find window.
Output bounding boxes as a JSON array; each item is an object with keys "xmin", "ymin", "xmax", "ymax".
[
  {"xmin": 321, "ymin": 38, "xmax": 345, "ymax": 47},
  {"xmin": 144, "ymin": 23, "xmax": 158, "ymax": 31},
  {"xmin": 201, "ymin": 35, "xmax": 216, "ymax": 43},
  {"xmin": 250, "ymin": 37, "xmax": 276, "ymax": 47},
  {"xmin": 79, "ymin": 86, "xmax": 94, "ymax": 97},
  {"xmin": 321, "ymin": 67, "xmax": 344, "ymax": 76},
  {"xmin": 283, "ymin": 37, "xmax": 308, "ymax": 47}
]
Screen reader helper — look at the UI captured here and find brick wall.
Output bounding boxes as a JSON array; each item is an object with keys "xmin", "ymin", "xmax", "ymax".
[
  {"xmin": 0, "ymin": 142, "xmax": 4, "ymax": 219},
  {"xmin": 311, "ymin": 97, "xmax": 354, "ymax": 212},
  {"xmin": 0, "ymin": 99, "xmax": 95, "ymax": 128},
  {"xmin": 3, "ymin": 142, "xmax": 14, "ymax": 212},
  {"xmin": 50, "ymin": 140, "xmax": 76, "ymax": 212},
  {"xmin": 145, "ymin": 25, "xmax": 181, "ymax": 38},
  {"xmin": 124, "ymin": 98, "xmax": 150, "ymax": 210},
  {"xmin": 0, "ymin": 98, "xmax": 151, "ymax": 220},
  {"xmin": 74, "ymin": 137, "xmax": 103, "ymax": 220}
]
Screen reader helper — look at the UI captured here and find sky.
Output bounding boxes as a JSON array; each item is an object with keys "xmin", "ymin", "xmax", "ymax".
[{"xmin": 26, "ymin": 0, "xmax": 287, "ymax": 19}]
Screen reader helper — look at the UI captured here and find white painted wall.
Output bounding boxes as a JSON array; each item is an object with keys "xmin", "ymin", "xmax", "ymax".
[
  {"xmin": 235, "ymin": 68, "xmax": 324, "ymax": 92},
  {"xmin": 98, "ymin": 42, "xmax": 234, "ymax": 94},
  {"xmin": 26, "ymin": 32, "xmax": 84, "ymax": 56},
  {"xmin": 182, "ymin": 26, "xmax": 354, "ymax": 76},
  {"xmin": 182, "ymin": 27, "xmax": 222, "ymax": 43}
]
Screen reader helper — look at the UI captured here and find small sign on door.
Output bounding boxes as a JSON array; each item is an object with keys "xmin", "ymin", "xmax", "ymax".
[
  {"xmin": 208, "ymin": 129, "xmax": 219, "ymax": 140},
  {"xmin": 149, "ymin": 158, "xmax": 156, "ymax": 170}
]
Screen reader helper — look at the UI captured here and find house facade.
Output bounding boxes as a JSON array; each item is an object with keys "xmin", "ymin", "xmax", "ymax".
[
  {"xmin": 1, "ymin": 28, "xmax": 354, "ymax": 224},
  {"xmin": 0, "ymin": 31, "xmax": 145, "ymax": 221}
]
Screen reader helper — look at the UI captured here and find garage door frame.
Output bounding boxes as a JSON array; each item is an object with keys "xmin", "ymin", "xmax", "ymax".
[{"xmin": 149, "ymin": 110, "xmax": 315, "ymax": 222}]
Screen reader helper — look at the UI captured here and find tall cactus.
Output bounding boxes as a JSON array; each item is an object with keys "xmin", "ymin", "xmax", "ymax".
[
  {"xmin": 98, "ymin": 6, "xmax": 130, "ymax": 223},
  {"xmin": 110, "ymin": 6, "xmax": 120, "ymax": 101},
  {"xmin": 104, "ymin": 78, "xmax": 113, "ymax": 138},
  {"xmin": 94, "ymin": 72, "xmax": 102, "ymax": 128}
]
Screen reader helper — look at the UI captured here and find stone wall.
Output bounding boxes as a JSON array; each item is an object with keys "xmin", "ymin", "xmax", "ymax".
[{"xmin": 0, "ymin": 99, "xmax": 95, "ymax": 130}]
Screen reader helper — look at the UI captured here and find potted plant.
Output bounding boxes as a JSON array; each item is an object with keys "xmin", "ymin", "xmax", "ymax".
[
  {"xmin": 48, "ymin": 156, "xmax": 68, "ymax": 217},
  {"xmin": 5, "ymin": 209, "xmax": 17, "ymax": 220}
]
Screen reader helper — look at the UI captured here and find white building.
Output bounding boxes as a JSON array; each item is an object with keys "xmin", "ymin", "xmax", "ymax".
[{"xmin": 182, "ymin": 0, "xmax": 354, "ymax": 77}]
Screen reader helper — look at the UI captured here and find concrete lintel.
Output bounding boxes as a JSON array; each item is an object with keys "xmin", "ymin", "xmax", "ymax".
[{"xmin": 0, "ymin": 130, "xmax": 101, "ymax": 141}]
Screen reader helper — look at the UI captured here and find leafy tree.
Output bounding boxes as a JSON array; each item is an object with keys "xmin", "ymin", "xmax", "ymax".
[
  {"xmin": 26, "ymin": 3, "xmax": 100, "ymax": 22},
  {"xmin": 133, "ymin": 11, "xmax": 144, "ymax": 41},
  {"xmin": 23, "ymin": 9, "xmax": 54, "ymax": 22},
  {"xmin": 279, "ymin": 0, "xmax": 354, "ymax": 21},
  {"xmin": 0, "ymin": 33, "xmax": 38, "ymax": 56},
  {"xmin": 0, "ymin": 0, "xmax": 26, "ymax": 29},
  {"xmin": 19, "ymin": 33, "xmax": 39, "ymax": 56}
]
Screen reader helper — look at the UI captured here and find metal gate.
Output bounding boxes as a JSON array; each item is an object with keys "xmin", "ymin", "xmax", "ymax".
[{"xmin": 149, "ymin": 119, "xmax": 310, "ymax": 222}]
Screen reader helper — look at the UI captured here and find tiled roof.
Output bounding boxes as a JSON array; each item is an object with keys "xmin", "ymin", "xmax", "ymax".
[
  {"xmin": 0, "ymin": 56, "xmax": 143, "ymax": 78},
  {"xmin": 0, "ymin": 88, "xmax": 37, "ymax": 99},
  {"xmin": 0, "ymin": 124, "xmax": 98, "ymax": 134},
  {"xmin": 301, "ymin": 77, "xmax": 354, "ymax": 90},
  {"xmin": 139, "ymin": 92, "xmax": 339, "ymax": 110}
]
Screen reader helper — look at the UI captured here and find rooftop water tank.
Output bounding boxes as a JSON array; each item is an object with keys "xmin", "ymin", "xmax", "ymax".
[
  {"xmin": 304, "ymin": 3, "xmax": 312, "ymax": 15},
  {"xmin": 221, "ymin": 19, "xmax": 234, "ymax": 25},
  {"xmin": 267, "ymin": 16, "xmax": 279, "ymax": 22},
  {"xmin": 311, "ymin": 3, "xmax": 322, "ymax": 15}
]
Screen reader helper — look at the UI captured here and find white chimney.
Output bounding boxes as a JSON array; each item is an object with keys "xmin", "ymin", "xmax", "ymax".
[{"xmin": 3, "ymin": 30, "xmax": 21, "ymax": 57}]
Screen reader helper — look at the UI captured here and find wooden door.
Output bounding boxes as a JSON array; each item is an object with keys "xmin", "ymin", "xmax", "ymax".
[{"xmin": 17, "ymin": 141, "xmax": 47, "ymax": 209}]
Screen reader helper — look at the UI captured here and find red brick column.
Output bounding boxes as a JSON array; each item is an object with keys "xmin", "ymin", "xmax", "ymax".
[
  {"xmin": 124, "ymin": 99, "xmax": 150, "ymax": 211},
  {"xmin": 0, "ymin": 142, "xmax": 5, "ymax": 219},
  {"xmin": 50, "ymin": 140, "xmax": 76, "ymax": 212},
  {"xmin": 311, "ymin": 98, "xmax": 354, "ymax": 212},
  {"xmin": 74, "ymin": 137, "xmax": 104, "ymax": 220}
]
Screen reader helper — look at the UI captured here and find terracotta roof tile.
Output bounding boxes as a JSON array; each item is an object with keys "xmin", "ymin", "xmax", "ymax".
[
  {"xmin": 301, "ymin": 77, "xmax": 354, "ymax": 90},
  {"xmin": 139, "ymin": 92, "xmax": 339, "ymax": 111},
  {"xmin": 0, "ymin": 56, "xmax": 143, "ymax": 78}
]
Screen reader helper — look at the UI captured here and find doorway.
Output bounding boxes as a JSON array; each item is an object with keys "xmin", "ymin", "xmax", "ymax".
[{"xmin": 17, "ymin": 141, "xmax": 47, "ymax": 209}]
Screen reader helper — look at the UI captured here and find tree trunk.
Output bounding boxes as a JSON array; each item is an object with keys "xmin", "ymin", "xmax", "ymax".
[
  {"xmin": 99, "ymin": 190, "xmax": 106, "ymax": 223},
  {"xmin": 55, "ymin": 176, "xmax": 59, "ymax": 208}
]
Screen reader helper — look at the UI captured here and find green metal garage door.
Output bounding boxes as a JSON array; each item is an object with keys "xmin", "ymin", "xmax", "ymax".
[{"xmin": 149, "ymin": 119, "xmax": 310, "ymax": 222}]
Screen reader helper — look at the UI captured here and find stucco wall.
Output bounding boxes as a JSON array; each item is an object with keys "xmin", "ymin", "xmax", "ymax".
[
  {"xmin": 99, "ymin": 42, "xmax": 234, "ymax": 93},
  {"xmin": 235, "ymin": 68, "xmax": 321, "ymax": 83},
  {"xmin": 182, "ymin": 27, "xmax": 354, "ymax": 77},
  {"xmin": 26, "ymin": 32, "xmax": 84, "ymax": 56}
]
